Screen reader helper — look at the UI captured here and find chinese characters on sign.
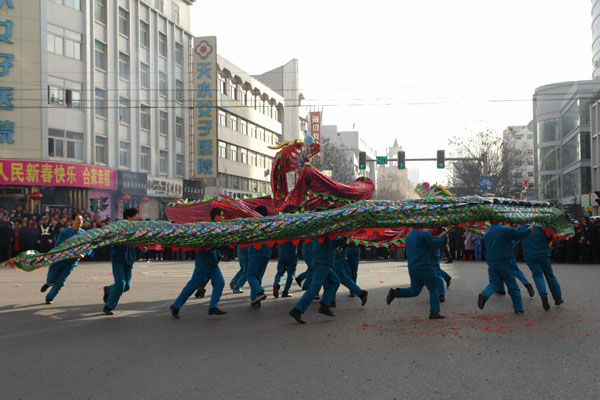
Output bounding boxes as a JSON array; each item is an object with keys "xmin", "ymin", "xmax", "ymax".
[
  {"xmin": 0, "ymin": 0, "xmax": 15, "ymax": 146},
  {"xmin": 0, "ymin": 160, "xmax": 117, "ymax": 189},
  {"xmin": 193, "ymin": 37, "xmax": 217, "ymax": 179},
  {"xmin": 117, "ymin": 171, "xmax": 148, "ymax": 196},
  {"xmin": 309, "ymin": 111, "xmax": 321, "ymax": 143},
  {"xmin": 147, "ymin": 176, "xmax": 183, "ymax": 198}
]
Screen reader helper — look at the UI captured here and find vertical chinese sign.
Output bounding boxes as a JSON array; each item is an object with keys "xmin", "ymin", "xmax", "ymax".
[
  {"xmin": 0, "ymin": 0, "xmax": 43, "ymax": 159},
  {"xmin": 192, "ymin": 37, "xmax": 217, "ymax": 180},
  {"xmin": 310, "ymin": 111, "xmax": 321, "ymax": 144}
]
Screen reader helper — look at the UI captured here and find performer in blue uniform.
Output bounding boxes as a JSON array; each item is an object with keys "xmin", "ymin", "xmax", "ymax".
[
  {"xmin": 40, "ymin": 213, "xmax": 86, "ymax": 304},
  {"xmin": 478, "ymin": 223, "xmax": 533, "ymax": 313},
  {"xmin": 295, "ymin": 241, "xmax": 313, "ymax": 290},
  {"xmin": 386, "ymin": 229, "xmax": 448, "ymax": 319},
  {"xmin": 247, "ymin": 206, "xmax": 272, "ymax": 306},
  {"xmin": 289, "ymin": 237, "xmax": 341, "ymax": 324},
  {"xmin": 273, "ymin": 241, "xmax": 298, "ymax": 298},
  {"xmin": 103, "ymin": 208, "xmax": 139, "ymax": 315},
  {"xmin": 332, "ymin": 242, "xmax": 367, "ymax": 306},
  {"xmin": 170, "ymin": 208, "xmax": 227, "ymax": 318},
  {"xmin": 521, "ymin": 226, "xmax": 564, "ymax": 310},
  {"xmin": 230, "ymin": 246, "xmax": 248, "ymax": 294}
]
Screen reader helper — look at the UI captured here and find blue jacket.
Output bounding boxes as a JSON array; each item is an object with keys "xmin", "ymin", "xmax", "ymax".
[
  {"xmin": 278, "ymin": 241, "xmax": 298, "ymax": 262},
  {"xmin": 521, "ymin": 227, "xmax": 552, "ymax": 260},
  {"xmin": 310, "ymin": 237, "xmax": 345, "ymax": 268},
  {"xmin": 237, "ymin": 246, "xmax": 248, "ymax": 261},
  {"xmin": 484, "ymin": 224, "xmax": 530, "ymax": 264},
  {"xmin": 53, "ymin": 227, "xmax": 84, "ymax": 266},
  {"xmin": 346, "ymin": 245, "xmax": 361, "ymax": 257},
  {"xmin": 195, "ymin": 249, "xmax": 220, "ymax": 268},
  {"xmin": 248, "ymin": 244, "xmax": 272, "ymax": 260},
  {"xmin": 405, "ymin": 229, "xmax": 445, "ymax": 276},
  {"xmin": 111, "ymin": 245, "xmax": 136, "ymax": 266}
]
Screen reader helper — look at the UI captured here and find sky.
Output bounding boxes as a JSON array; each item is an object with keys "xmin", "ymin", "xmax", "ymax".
[{"xmin": 190, "ymin": 0, "xmax": 593, "ymax": 184}]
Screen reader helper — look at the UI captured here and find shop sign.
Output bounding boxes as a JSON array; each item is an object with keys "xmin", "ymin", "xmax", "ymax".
[
  {"xmin": 183, "ymin": 178, "xmax": 204, "ymax": 200},
  {"xmin": 147, "ymin": 176, "xmax": 183, "ymax": 198},
  {"xmin": 117, "ymin": 170, "xmax": 147, "ymax": 196},
  {"xmin": 0, "ymin": 159, "xmax": 116, "ymax": 189}
]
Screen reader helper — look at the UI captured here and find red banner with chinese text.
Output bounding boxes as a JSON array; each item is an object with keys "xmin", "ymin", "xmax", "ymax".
[{"xmin": 0, "ymin": 160, "xmax": 117, "ymax": 189}]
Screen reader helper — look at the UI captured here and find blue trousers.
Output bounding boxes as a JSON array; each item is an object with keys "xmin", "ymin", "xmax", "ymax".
[
  {"xmin": 274, "ymin": 258, "xmax": 298, "ymax": 292},
  {"xmin": 294, "ymin": 265, "xmax": 340, "ymax": 313},
  {"xmin": 474, "ymin": 242, "xmax": 483, "ymax": 260},
  {"xmin": 105, "ymin": 262, "xmax": 133, "ymax": 310},
  {"xmin": 334, "ymin": 257, "xmax": 363, "ymax": 297},
  {"xmin": 45, "ymin": 261, "xmax": 77, "ymax": 301},
  {"xmin": 440, "ymin": 269, "xmax": 451, "ymax": 281},
  {"xmin": 436, "ymin": 268, "xmax": 446, "ymax": 297},
  {"xmin": 346, "ymin": 255, "xmax": 360, "ymax": 283},
  {"xmin": 247, "ymin": 256, "xmax": 269, "ymax": 300},
  {"xmin": 501, "ymin": 261, "xmax": 529, "ymax": 291},
  {"xmin": 525, "ymin": 257, "xmax": 562, "ymax": 300},
  {"xmin": 482, "ymin": 263, "xmax": 523, "ymax": 311},
  {"xmin": 231, "ymin": 258, "xmax": 248, "ymax": 291},
  {"xmin": 173, "ymin": 263, "xmax": 224, "ymax": 309},
  {"xmin": 396, "ymin": 271, "xmax": 441, "ymax": 313}
]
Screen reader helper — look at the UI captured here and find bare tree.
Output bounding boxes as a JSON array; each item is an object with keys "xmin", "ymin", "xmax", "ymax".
[
  {"xmin": 448, "ymin": 129, "xmax": 524, "ymax": 198},
  {"xmin": 312, "ymin": 139, "xmax": 357, "ymax": 183}
]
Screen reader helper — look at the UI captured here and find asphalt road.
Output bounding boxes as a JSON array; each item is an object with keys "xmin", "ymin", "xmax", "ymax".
[{"xmin": 1, "ymin": 259, "xmax": 599, "ymax": 400}]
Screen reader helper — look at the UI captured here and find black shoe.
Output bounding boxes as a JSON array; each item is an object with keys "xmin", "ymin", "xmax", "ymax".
[
  {"xmin": 386, "ymin": 288, "xmax": 398, "ymax": 305},
  {"xmin": 170, "ymin": 305, "xmax": 180, "ymax": 319},
  {"xmin": 318, "ymin": 304, "xmax": 335, "ymax": 317},
  {"xmin": 555, "ymin": 298, "xmax": 564, "ymax": 306},
  {"xmin": 496, "ymin": 291, "xmax": 506, "ymax": 296},
  {"xmin": 251, "ymin": 301, "xmax": 262, "ymax": 308},
  {"xmin": 295, "ymin": 277, "xmax": 303, "ymax": 288},
  {"xmin": 445, "ymin": 260, "xmax": 453, "ymax": 264},
  {"xmin": 289, "ymin": 308, "xmax": 306, "ymax": 324},
  {"xmin": 445, "ymin": 277, "xmax": 452, "ymax": 288},
  {"xmin": 273, "ymin": 284, "xmax": 280, "ymax": 298},
  {"xmin": 514, "ymin": 309, "xmax": 525, "ymax": 314},
  {"xmin": 349, "ymin": 293, "xmax": 356, "ymax": 298},
  {"xmin": 541, "ymin": 294, "xmax": 550, "ymax": 311},
  {"xmin": 314, "ymin": 295, "xmax": 320, "ymax": 300},
  {"xmin": 252, "ymin": 292, "xmax": 267, "ymax": 305},
  {"xmin": 525, "ymin": 283, "xmax": 535, "ymax": 297},
  {"xmin": 329, "ymin": 302, "xmax": 336, "ymax": 308},
  {"xmin": 45, "ymin": 298, "xmax": 52, "ymax": 304},
  {"xmin": 208, "ymin": 308, "xmax": 227, "ymax": 315},
  {"xmin": 477, "ymin": 293, "xmax": 487, "ymax": 310},
  {"xmin": 359, "ymin": 290, "xmax": 368, "ymax": 306},
  {"xmin": 429, "ymin": 312, "xmax": 445, "ymax": 319},
  {"xmin": 233, "ymin": 289, "xmax": 244, "ymax": 294},
  {"xmin": 301, "ymin": 287, "xmax": 308, "ymax": 291},
  {"xmin": 40, "ymin": 284, "xmax": 49, "ymax": 293},
  {"xmin": 194, "ymin": 288, "xmax": 206, "ymax": 298},
  {"xmin": 439, "ymin": 295, "xmax": 445, "ymax": 303},
  {"xmin": 103, "ymin": 286, "xmax": 109, "ymax": 303},
  {"xmin": 229, "ymin": 283, "xmax": 235, "ymax": 291},
  {"xmin": 281, "ymin": 291, "xmax": 292, "ymax": 298},
  {"xmin": 103, "ymin": 306, "xmax": 113, "ymax": 315}
]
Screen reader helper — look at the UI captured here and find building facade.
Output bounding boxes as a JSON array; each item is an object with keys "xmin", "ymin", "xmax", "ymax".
[
  {"xmin": 503, "ymin": 125, "xmax": 535, "ymax": 199},
  {"xmin": 593, "ymin": 0, "xmax": 600, "ymax": 79},
  {"xmin": 0, "ymin": 0, "xmax": 197, "ymax": 219},
  {"xmin": 376, "ymin": 139, "xmax": 414, "ymax": 200}
]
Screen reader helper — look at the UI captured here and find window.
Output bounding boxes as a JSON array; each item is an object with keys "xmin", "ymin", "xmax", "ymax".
[
  {"xmin": 230, "ymin": 175, "xmax": 239, "ymax": 189},
  {"xmin": 154, "ymin": 0, "xmax": 164, "ymax": 13},
  {"xmin": 176, "ymin": 116, "xmax": 184, "ymax": 139},
  {"xmin": 230, "ymin": 115, "xmax": 237, "ymax": 131},
  {"xmin": 48, "ymin": 76, "xmax": 81, "ymax": 108},
  {"xmin": 175, "ymin": 79, "xmax": 184, "ymax": 102},
  {"xmin": 118, "ymin": 8, "xmax": 129, "ymax": 36},
  {"xmin": 140, "ymin": 21, "xmax": 149, "ymax": 47},
  {"xmin": 48, "ymin": 129, "xmax": 83, "ymax": 160},
  {"xmin": 258, "ymin": 127, "xmax": 265, "ymax": 141},
  {"xmin": 94, "ymin": 0, "xmax": 106, "ymax": 24},
  {"xmin": 140, "ymin": 104, "xmax": 151, "ymax": 130},
  {"xmin": 119, "ymin": 52, "xmax": 130, "ymax": 80},
  {"xmin": 160, "ymin": 111, "xmax": 168, "ymax": 135},
  {"xmin": 241, "ymin": 89, "xmax": 247, "ymax": 105},
  {"xmin": 159, "ymin": 32, "xmax": 167, "ymax": 57},
  {"xmin": 119, "ymin": 97, "xmax": 130, "ymax": 124},
  {"xmin": 219, "ymin": 142, "xmax": 227, "ymax": 158},
  {"xmin": 229, "ymin": 82, "xmax": 237, "ymax": 100},
  {"xmin": 50, "ymin": 0, "xmax": 81, "ymax": 10},
  {"xmin": 141, "ymin": 147, "xmax": 151, "ymax": 171},
  {"xmin": 240, "ymin": 148, "xmax": 248, "ymax": 164},
  {"xmin": 160, "ymin": 150, "xmax": 168, "ymax": 174},
  {"xmin": 527, "ymin": 133, "xmax": 533, "ymax": 140},
  {"xmin": 240, "ymin": 177, "xmax": 249, "ymax": 191},
  {"xmin": 95, "ymin": 88, "xmax": 107, "ymax": 117},
  {"xmin": 218, "ymin": 75, "xmax": 226, "ymax": 94},
  {"xmin": 249, "ymin": 94, "xmax": 256, "ymax": 109},
  {"xmin": 249, "ymin": 151, "xmax": 257, "ymax": 167},
  {"xmin": 218, "ymin": 111, "xmax": 226, "ymax": 127},
  {"xmin": 175, "ymin": 42, "xmax": 183, "ymax": 66},
  {"xmin": 119, "ymin": 141, "xmax": 130, "ymax": 168},
  {"xmin": 47, "ymin": 24, "xmax": 82, "ymax": 60},
  {"xmin": 249, "ymin": 123, "xmax": 256, "ymax": 139},
  {"xmin": 240, "ymin": 120, "xmax": 247, "ymax": 135},
  {"xmin": 159, "ymin": 72, "xmax": 168, "ymax": 96},
  {"xmin": 258, "ymin": 154, "xmax": 265, "ymax": 168},
  {"xmin": 140, "ymin": 63, "xmax": 150, "ymax": 89},
  {"xmin": 230, "ymin": 145, "xmax": 238, "ymax": 162},
  {"xmin": 176, "ymin": 154, "xmax": 184, "ymax": 177},
  {"xmin": 95, "ymin": 136, "xmax": 107, "ymax": 164},
  {"xmin": 94, "ymin": 40, "xmax": 107, "ymax": 70},
  {"xmin": 172, "ymin": 3, "xmax": 180, "ymax": 24},
  {"xmin": 273, "ymin": 107, "xmax": 278, "ymax": 122}
]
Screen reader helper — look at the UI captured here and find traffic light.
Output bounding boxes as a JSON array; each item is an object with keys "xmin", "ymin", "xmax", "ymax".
[
  {"xmin": 397, "ymin": 151, "xmax": 405, "ymax": 169},
  {"xmin": 358, "ymin": 151, "xmax": 366, "ymax": 169},
  {"xmin": 436, "ymin": 150, "xmax": 445, "ymax": 168}
]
